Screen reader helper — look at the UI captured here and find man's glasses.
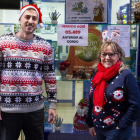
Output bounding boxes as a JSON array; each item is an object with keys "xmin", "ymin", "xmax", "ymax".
[{"xmin": 100, "ymin": 53, "xmax": 118, "ymax": 58}]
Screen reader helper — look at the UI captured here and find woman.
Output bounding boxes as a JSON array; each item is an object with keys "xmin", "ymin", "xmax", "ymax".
[{"xmin": 86, "ymin": 41, "xmax": 140, "ymax": 140}]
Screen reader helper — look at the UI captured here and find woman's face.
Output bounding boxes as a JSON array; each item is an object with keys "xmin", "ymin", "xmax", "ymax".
[{"xmin": 100, "ymin": 45, "xmax": 120, "ymax": 68}]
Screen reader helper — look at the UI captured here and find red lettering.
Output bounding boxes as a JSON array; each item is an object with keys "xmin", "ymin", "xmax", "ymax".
[
  {"xmin": 77, "ymin": 25, "xmax": 85, "ymax": 28},
  {"xmin": 62, "ymin": 25, "xmax": 66, "ymax": 28}
]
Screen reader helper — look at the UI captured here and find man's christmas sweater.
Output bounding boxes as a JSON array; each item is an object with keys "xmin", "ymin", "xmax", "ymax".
[
  {"xmin": 0, "ymin": 33, "xmax": 57, "ymax": 113},
  {"xmin": 86, "ymin": 69, "xmax": 140, "ymax": 130}
]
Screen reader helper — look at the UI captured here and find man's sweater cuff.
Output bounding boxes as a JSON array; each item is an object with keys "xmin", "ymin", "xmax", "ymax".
[{"xmin": 49, "ymin": 102, "xmax": 56, "ymax": 109}]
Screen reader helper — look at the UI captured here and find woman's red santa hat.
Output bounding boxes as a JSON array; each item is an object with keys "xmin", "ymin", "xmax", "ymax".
[{"xmin": 19, "ymin": 4, "xmax": 44, "ymax": 28}]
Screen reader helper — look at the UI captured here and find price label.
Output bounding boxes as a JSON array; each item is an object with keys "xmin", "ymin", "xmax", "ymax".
[{"xmin": 65, "ymin": 30, "xmax": 81, "ymax": 34}]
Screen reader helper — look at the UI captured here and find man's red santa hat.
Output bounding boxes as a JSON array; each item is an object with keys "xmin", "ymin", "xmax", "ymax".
[{"xmin": 19, "ymin": 4, "xmax": 44, "ymax": 28}]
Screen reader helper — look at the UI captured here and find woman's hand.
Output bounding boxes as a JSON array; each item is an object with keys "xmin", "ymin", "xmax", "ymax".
[
  {"xmin": 116, "ymin": 126, "xmax": 119, "ymax": 129},
  {"xmin": 89, "ymin": 127, "xmax": 96, "ymax": 137}
]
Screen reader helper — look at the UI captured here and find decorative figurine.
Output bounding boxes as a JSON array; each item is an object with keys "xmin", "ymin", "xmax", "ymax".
[
  {"xmin": 90, "ymin": 69, "xmax": 95, "ymax": 80},
  {"xmin": 93, "ymin": 1, "xmax": 104, "ymax": 22},
  {"xmin": 73, "ymin": 98, "xmax": 89, "ymax": 131},
  {"xmin": 133, "ymin": 2, "xmax": 140, "ymax": 23},
  {"xmin": 54, "ymin": 115, "xmax": 63, "ymax": 131},
  {"xmin": 116, "ymin": 10, "xmax": 124, "ymax": 24},
  {"xmin": 81, "ymin": 69, "xmax": 87, "ymax": 79},
  {"xmin": 102, "ymin": 30, "xmax": 108, "ymax": 42},
  {"xmin": 59, "ymin": 60, "xmax": 70, "ymax": 78},
  {"xmin": 72, "ymin": 69, "xmax": 77, "ymax": 79},
  {"xmin": 78, "ymin": 69, "xmax": 82, "ymax": 79}
]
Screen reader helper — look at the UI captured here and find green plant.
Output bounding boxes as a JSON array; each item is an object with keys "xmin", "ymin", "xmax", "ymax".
[
  {"xmin": 49, "ymin": 10, "xmax": 61, "ymax": 20},
  {"xmin": 54, "ymin": 115, "xmax": 63, "ymax": 127}
]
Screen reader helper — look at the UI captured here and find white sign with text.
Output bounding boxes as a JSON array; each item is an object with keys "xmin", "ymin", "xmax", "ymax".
[
  {"xmin": 57, "ymin": 24, "xmax": 88, "ymax": 46},
  {"xmin": 108, "ymin": 25, "xmax": 130, "ymax": 57},
  {"xmin": 60, "ymin": 53, "xmax": 68, "ymax": 60}
]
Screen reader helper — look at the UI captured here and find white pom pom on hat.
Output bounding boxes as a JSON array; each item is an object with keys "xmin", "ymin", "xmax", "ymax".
[
  {"xmin": 19, "ymin": 4, "xmax": 44, "ymax": 28},
  {"xmin": 39, "ymin": 23, "xmax": 44, "ymax": 28}
]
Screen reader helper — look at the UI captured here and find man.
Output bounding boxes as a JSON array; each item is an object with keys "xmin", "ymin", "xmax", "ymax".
[{"xmin": 0, "ymin": 4, "xmax": 57, "ymax": 140}]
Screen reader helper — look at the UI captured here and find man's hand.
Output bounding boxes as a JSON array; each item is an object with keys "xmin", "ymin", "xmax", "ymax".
[
  {"xmin": 48, "ymin": 109, "xmax": 57, "ymax": 125},
  {"xmin": 89, "ymin": 127, "xmax": 96, "ymax": 137}
]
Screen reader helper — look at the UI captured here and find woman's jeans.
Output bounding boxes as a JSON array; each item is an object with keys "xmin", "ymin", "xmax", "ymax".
[{"xmin": 95, "ymin": 125, "xmax": 132, "ymax": 140}]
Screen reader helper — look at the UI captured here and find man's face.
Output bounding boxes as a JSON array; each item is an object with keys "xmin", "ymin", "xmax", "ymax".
[{"xmin": 19, "ymin": 9, "xmax": 38, "ymax": 35}]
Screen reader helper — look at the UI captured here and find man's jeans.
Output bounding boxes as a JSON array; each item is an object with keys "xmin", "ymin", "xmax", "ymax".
[
  {"xmin": 95, "ymin": 125, "xmax": 132, "ymax": 140},
  {"xmin": 0, "ymin": 108, "xmax": 44, "ymax": 140}
]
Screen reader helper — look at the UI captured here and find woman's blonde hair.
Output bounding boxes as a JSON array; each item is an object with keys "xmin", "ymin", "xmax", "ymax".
[{"xmin": 93, "ymin": 41, "xmax": 128, "ymax": 73}]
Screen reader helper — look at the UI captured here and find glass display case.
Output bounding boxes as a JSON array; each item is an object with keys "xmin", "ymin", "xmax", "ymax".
[{"xmin": 0, "ymin": 0, "xmax": 140, "ymax": 140}]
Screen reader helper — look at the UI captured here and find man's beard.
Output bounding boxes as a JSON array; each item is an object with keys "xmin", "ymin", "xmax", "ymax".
[{"xmin": 76, "ymin": 105, "xmax": 88, "ymax": 117}]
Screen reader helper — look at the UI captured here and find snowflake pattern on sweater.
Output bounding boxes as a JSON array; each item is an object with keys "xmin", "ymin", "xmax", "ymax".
[{"xmin": 0, "ymin": 33, "xmax": 57, "ymax": 108}]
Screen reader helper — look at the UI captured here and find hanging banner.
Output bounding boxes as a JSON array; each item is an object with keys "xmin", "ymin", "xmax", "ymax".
[
  {"xmin": 107, "ymin": 25, "xmax": 130, "ymax": 57},
  {"xmin": 65, "ymin": 0, "xmax": 108, "ymax": 24},
  {"xmin": 57, "ymin": 24, "xmax": 88, "ymax": 46}
]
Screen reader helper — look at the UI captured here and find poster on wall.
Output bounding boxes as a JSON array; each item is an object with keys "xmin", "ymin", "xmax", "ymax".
[
  {"xmin": 4, "ymin": 25, "xmax": 14, "ymax": 34},
  {"xmin": 65, "ymin": 0, "xmax": 108, "ymax": 24},
  {"xmin": 57, "ymin": 24, "xmax": 88, "ymax": 46},
  {"xmin": 107, "ymin": 25, "xmax": 130, "ymax": 57},
  {"xmin": 66, "ymin": 25, "xmax": 102, "ymax": 78}
]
